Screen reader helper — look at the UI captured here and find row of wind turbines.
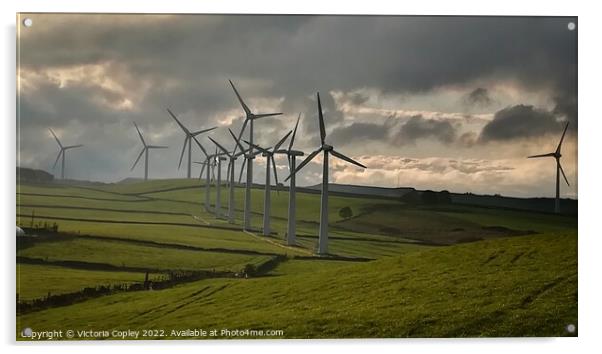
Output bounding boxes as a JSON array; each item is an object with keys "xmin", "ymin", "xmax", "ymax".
[
  {"xmin": 47, "ymin": 81, "xmax": 573, "ymax": 254},
  {"xmin": 48, "ymin": 80, "xmax": 367, "ymax": 254}
]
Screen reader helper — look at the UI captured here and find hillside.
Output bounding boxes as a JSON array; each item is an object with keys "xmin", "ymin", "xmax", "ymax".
[{"xmin": 17, "ymin": 232, "xmax": 577, "ymax": 338}]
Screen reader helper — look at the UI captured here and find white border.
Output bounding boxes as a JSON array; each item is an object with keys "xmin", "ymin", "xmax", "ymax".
[{"xmin": 3, "ymin": 1, "xmax": 600, "ymax": 353}]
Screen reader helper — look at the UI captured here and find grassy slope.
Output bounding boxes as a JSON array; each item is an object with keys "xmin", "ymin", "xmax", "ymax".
[
  {"xmin": 18, "ymin": 232, "xmax": 577, "ymax": 338},
  {"xmin": 17, "ymin": 264, "xmax": 161, "ymax": 301},
  {"xmin": 19, "ymin": 238, "xmax": 272, "ymax": 272}
]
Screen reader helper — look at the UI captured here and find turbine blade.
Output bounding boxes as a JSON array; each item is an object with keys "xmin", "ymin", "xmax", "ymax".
[
  {"xmin": 166, "ymin": 108, "xmax": 190, "ymax": 134},
  {"xmin": 559, "ymin": 162, "xmax": 570, "ymax": 186},
  {"xmin": 527, "ymin": 153, "xmax": 555, "ymax": 159},
  {"xmin": 192, "ymin": 135, "xmax": 209, "ymax": 158},
  {"xmin": 556, "ymin": 121, "xmax": 570, "ymax": 154},
  {"xmin": 49, "ymin": 128, "xmax": 63, "ymax": 148},
  {"xmin": 133, "ymin": 122, "xmax": 146, "ymax": 146},
  {"xmin": 229, "ymin": 80, "xmax": 251, "ymax": 116},
  {"xmin": 211, "ymin": 161, "xmax": 216, "ymax": 182},
  {"xmin": 199, "ymin": 162, "xmax": 206, "ymax": 180},
  {"xmin": 64, "ymin": 144, "xmax": 84, "ymax": 149},
  {"xmin": 271, "ymin": 155, "xmax": 279, "ymax": 189},
  {"xmin": 253, "ymin": 113, "xmax": 283, "ymax": 119},
  {"xmin": 238, "ymin": 158, "xmax": 247, "ymax": 184},
  {"xmin": 234, "ymin": 119, "xmax": 250, "ymax": 154},
  {"xmin": 191, "ymin": 126, "xmax": 218, "ymax": 136},
  {"xmin": 52, "ymin": 150, "xmax": 63, "ymax": 170},
  {"xmin": 131, "ymin": 148, "xmax": 145, "ymax": 170},
  {"xmin": 273, "ymin": 130, "xmax": 292, "ymax": 153},
  {"xmin": 178, "ymin": 137, "xmax": 188, "ymax": 169},
  {"xmin": 317, "ymin": 92, "xmax": 326, "ymax": 145},
  {"xmin": 228, "ymin": 128, "xmax": 246, "ymax": 153},
  {"xmin": 208, "ymin": 137, "xmax": 232, "ymax": 158},
  {"xmin": 285, "ymin": 147, "xmax": 322, "ymax": 181},
  {"xmin": 331, "ymin": 149, "xmax": 367, "ymax": 169},
  {"xmin": 226, "ymin": 160, "xmax": 232, "ymax": 187},
  {"xmin": 147, "ymin": 145, "xmax": 168, "ymax": 149},
  {"xmin": 288, "ymin": 113, "xmax": 301, "ymax": 152},
  {"xmin": 243, "ymin": 140, "xmax": 270, "ymax": 155}
]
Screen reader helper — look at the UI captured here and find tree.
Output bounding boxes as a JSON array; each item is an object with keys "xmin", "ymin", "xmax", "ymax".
[{"xmin": 339, "ymin": 206, "xmax": 353, "ymax": 220}]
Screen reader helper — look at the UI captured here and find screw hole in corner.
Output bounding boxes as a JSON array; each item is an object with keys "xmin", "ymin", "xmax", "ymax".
[
  {"xmin": 23, "ymin": 18, "xmax": 33, "ymax": 28},
  {"xmin": 567, "ymin": 22, "xmax": 576, "ymax": 31}
]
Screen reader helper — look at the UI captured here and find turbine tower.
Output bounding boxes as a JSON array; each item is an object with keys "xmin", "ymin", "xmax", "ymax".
[
  {"xmin": 192, "ymin": 136, "xmax": 211, "ymax": 212},
  {"xmin": 276, "ymin": 114, "xmax": 304, "ymax": 245},
  {"xmin": 209, "ymin": 131, "xmax": 249, "ymax": 223},
  {"xmin": 209, "ymin": 138, "xmax": 234, "ymax": 218},
  {"xmin": 229, "ymin": 79, "xmax": 283, "ymax": 231},
  {"xmin": 286, "ymin": 93, "xmax": 367, "ymax": 255},
  {"xmin": 49, "ymin": 128, "xmax": 83, "ymax": 180},
  {"xmin": 527, "ymin": 122, "xmax": 571, "ymax": 213},
  {"xmin": 166, "ymin": 108, "xmax": 216, "ymax": 179},
  {"xmin": 131, "ymin": 122, "xmax": 168, "ymax": 181},
  {"xmin": 245, "ymin": 130, "xmax": 292, "ymax": 236}
]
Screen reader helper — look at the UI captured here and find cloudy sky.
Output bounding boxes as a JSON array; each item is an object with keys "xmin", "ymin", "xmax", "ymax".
[{"xmin": 17, "ymin": 14, "xmax": 577, "ymax": 198}]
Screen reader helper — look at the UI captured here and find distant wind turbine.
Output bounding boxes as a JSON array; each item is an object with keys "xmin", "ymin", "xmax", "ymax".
[
  {"xmin": 192, "ymin": 135, "xmax": 211, "ymax": 212},
  {"xmin": 131, "ymin": 122, "xmax": 168, "ymax": 181},
  {"xmin": 209, "ymin": 131, "xmax": 249, "ymax": 223},
  {"xmin": 245, "ymin": 130, "xmax": 292, "ymax": 236},
  {"xmin": 228, "ymin": 79, "xmax": 283, "ymax": 231},
  {"xmin": 527, "ymin": 122, "xmax": 571, "ymax": 213},
  {"xmin": 276, "ymin": 114, "xmax": 304, "ymax": 245},
  {"xmin": 49, "ymin": 128, "xmax": 83, "ymax": 180},
  {"xmin": 166, "ymin": 108, "xmax": 216, "ymax": 179},
  {"xmin": 286, "ymin": 93, "xmax": 367, "ymax": 255}
]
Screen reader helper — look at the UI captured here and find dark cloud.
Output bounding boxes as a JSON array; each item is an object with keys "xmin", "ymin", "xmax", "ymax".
[
  {"xmin": 329, "ymin": 122, "xmax": 388, "ymax": 146},
  {"xmin": 465, "ymin": 88, "xmax": 493, "ymax": 107},
  {"xmin": 394, "ymin": 116, "xmax": 457, "ymax": 145},
  {"xmin": 479, "ymin": 104, "xmax": 563, "ymax": 142},
  {"xmin": 552, "ymin": 94, "xmax": 578, "ymax": 126},
  {"xmin": 17, "ymin": 14, "xmax": 577, "ymax": 184}
]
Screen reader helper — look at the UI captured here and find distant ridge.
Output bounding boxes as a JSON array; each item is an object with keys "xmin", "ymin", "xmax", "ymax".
[
  {"xmin": 17, "ymin": 167, "xmax": 54, "ymax": 183},
  {"xmin": 306, "ymin": 183, "xmax": 415, "ymax": 199},
  {"xmin": 304, "ymin": 183, "xmax": 577, "ymax": 215},
  {"xmin": 117, "ymin": 177, "xmax": 147, "ymax": 184}
]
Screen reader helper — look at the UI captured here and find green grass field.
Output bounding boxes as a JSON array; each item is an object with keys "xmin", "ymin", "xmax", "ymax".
[
  {"xmin": 15, "ymin": 179, "xmax": 577, "ymax": 339},
  {"xmin": 17, "ymin": 264, "xmax": 162, "ymax": 301}
]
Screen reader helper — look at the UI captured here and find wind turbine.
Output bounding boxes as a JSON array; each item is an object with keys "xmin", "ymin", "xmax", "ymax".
[
  {"xmin": 131, "ymin": 122, "xmax": 168, "ymax": 181},
  {"xmin": 209, "ymin": 133, "xmax": 248, "ymax": 223},
  {"xmin": 286, "ymin": 93, "xmax": 367, "ymax": 255},
  {"xmin": 166, "ymin": 108, "xmax": 216, "ymax": 179},
  {"xmin": 207, "ymin": 139, "xmax": 230, "ymax": 218},
  {"xmin": 229, "ymin": 79, "xmax": 283, "ymax": 231},
  {"xmin": 192, "ymin": 136, "xmax": 211, "ymax": 212},
  {"xmin": 527, "ymin": 122, "xmax": 571, "ymax": 213},
  {"xmin": 49, "ymin": 128, "xmax": 83, "ymax": 180},
  {"xmin": 245, "ymin": 130, "xmax": 292, "ymax": 236},
  {"xmin": 276, "ymin": 114, "xmax": 304, "ymax": 245}
]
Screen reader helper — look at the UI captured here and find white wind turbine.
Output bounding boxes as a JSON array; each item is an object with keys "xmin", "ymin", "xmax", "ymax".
[
  {"xmin": 229, "ymin": 79, "xmax": 283, "ymax": 231},
  {"xmin": 244, "ymin": 130, "xmax": 292, "ymax": 236},
  {"xmin": 192, "ymin": 136, "xmax": 212, "ymax": 212},
  {"xmin": 131, "ymin": 122, "xmax": 168, "ymax": 181},
  {"xmin": 527, "ymin": 122, "xmax": 571, "ymax": 213},
  {"xmin": 209, "ymin": 133, "xmax": 249, "ymax": 223},
  {"xmin": 276, "ymin": 114, "xmax": 304, "ymax": 245},
  {"xmin": 166, "ymin": 108, "xmax": 216, "ymax": 179},
  {"xmin": 286, "ymin": 93, "xmax": 367, "ymax": 255},
  {"xmin": 49, "ymin": 128, "xmax": 83, "ymax": 180}
]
